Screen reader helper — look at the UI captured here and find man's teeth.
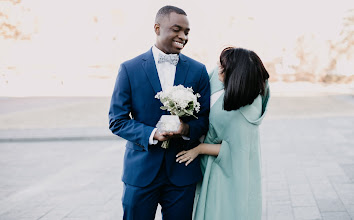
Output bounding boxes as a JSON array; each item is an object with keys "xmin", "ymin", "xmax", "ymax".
[{"xmin": 174, "ymin": 42, "xmax": 184, "ymax": 47}]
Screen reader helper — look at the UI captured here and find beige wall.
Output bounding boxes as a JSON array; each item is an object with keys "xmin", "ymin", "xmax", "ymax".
[{"xmin": 0, "ymin": 0, "xmax": 353, "ymax": 96}]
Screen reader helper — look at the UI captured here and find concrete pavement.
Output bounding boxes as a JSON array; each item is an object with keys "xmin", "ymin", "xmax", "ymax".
[
  {"xmin": 0, "ymin": 97, "xmax": 114, "ymax": 142},
  {"xmin": 0, "ymin": 92, "xmax": 354, "ymax": 219}
]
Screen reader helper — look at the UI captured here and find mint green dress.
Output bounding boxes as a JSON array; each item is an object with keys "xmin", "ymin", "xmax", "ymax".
[{"xmin": 193, "ymin": 68, "xmax": 270, "ymax": 220}]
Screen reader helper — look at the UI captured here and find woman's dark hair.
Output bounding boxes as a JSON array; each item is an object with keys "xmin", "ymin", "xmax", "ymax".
[{"xmin": 219, "ymin": 47, "xmax": 269, "ymax": 111}]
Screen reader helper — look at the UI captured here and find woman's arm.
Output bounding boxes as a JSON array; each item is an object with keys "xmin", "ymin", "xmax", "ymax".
[{"xmin": 176, "ymin": 143, "xmax": 221, "ymax": 166}]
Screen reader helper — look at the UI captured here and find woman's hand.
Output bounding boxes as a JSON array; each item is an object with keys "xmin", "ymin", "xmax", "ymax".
[
  {"xmin": 176, "ymin": 143, "xmax": 221, "ymax": 166},
  {"xmin": 176, "ymin": 146, "xmax": 201, "ymax": 166}
]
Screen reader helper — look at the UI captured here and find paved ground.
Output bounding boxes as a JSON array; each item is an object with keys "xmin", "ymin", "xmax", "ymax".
[{"xmin": 0, "ymin": 92, "xmax": 354, "ymax": 220}]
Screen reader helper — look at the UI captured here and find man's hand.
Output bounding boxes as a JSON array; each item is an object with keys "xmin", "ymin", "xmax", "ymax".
[
  {"xmin": 164, "ymin": 120, "xmax": 190, "ymax": 139},
  {"xmin": 177, "ymin": 120, "xmax": 190, "ymax": 137},
  {"xmin": 153, "ymin": 119, "xmax": 190, "ymax": 141},
  {"xmin": 153, "ymin": 130, "xmax": 171, "ymax": 142}
]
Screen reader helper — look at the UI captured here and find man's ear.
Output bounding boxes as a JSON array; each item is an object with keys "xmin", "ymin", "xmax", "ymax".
[{"xmin": 154, "ymin": 23, "xmax": 160, "ymax": 35}]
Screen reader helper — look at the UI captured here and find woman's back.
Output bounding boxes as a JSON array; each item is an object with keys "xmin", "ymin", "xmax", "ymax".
[
  {"xmin": 192, "ymin": 47, "xmax": 270, "ymax": 220},
  {"xmin": 193, "ymin": 68, "xmax": 269, "ymax": 220}
]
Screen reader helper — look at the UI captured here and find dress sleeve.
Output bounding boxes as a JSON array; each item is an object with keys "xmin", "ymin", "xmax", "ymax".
[{"xmin": 204, "ymin": 123, "xmax": 221, "ymax": 144}]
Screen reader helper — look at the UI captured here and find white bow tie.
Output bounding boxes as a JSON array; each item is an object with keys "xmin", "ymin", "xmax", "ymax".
[{"xmin": 158, "ymin": 53, "xmax": 179, "ymax": 66}]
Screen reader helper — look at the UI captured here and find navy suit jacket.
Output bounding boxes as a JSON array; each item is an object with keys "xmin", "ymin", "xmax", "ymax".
[{"xmin": 109, "ymin": 48, "xmax": 210, "ymax": 187}]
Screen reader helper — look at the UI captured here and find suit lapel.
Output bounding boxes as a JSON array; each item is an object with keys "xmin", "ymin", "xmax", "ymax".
[
  {"xmin": 174, "ymin": 54, "xmax": 189, "ymax": 86},
  {"xmin": 142, "ymin": 48, "xmax": 162, "ymax": 94}
]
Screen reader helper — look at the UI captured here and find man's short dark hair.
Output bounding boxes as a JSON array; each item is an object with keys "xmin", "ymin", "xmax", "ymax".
[
  {"xmin": 155, "ymin": 5, "xmax": 187, "ymax": 23},
  {"xmin": 220, "ymin": 47, "xmax": 269, "ymax": 111}
]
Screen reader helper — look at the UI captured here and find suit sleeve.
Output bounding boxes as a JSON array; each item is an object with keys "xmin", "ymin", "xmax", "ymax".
[
  {"xmin": 108, "ymin": 64, "xmax": 155, "ymax": 151},
  {"xmin": 186, "ymin": 65, "xmax": 210, "ymax": 141}
]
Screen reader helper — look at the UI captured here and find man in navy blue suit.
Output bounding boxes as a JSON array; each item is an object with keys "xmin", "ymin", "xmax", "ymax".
[{"xmin": 109, "ymin": 5, "xmax": 210, "ymax": 220}]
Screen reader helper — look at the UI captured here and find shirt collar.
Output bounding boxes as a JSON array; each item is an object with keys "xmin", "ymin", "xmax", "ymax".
[
  {"xmin": 152, "ymin": 45, "xmax": 179, "ymax": 65},
  {"xmin": 152, "ymin": 45, "xmax": 163, "ymax": 66}
]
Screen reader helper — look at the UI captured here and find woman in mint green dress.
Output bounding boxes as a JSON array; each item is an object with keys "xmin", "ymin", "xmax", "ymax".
[{"xmin": 176, "ymin": 47, "xmax": 270, "ymax": 220}]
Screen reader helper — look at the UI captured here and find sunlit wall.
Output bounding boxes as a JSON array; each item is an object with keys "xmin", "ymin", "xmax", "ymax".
[{"xmin": 0, "ymin": 0, "xmax": 353, "ymax": 96}]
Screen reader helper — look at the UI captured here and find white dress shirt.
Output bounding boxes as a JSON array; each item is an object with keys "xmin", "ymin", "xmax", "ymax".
[
  {"xmin": 149, "ymin": 46, "xmax": 182, "ymax": 145},
  {"xmin": 152, "ymin": 46, "xmax": 177, "ymax": 92}
]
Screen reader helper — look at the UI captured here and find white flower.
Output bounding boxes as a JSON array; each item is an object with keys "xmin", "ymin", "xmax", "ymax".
[{"xmin": 155, "ymin": 85, "xmax": 201, "ymax": 118}]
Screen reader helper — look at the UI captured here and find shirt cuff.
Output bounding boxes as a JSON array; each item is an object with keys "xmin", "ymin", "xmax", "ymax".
[
  {"xmin": 149, "ymin": 128, "xmax": 158, "ymax": 145},
  {"xmin": 182, "ymin": 136, "xmax": 190, "ymax": 140}
]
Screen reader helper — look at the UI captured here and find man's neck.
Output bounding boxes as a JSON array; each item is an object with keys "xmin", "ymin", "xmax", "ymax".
[
  {"xmin": 154, "ymin": 44, "xmax": 179, "ymax": 55},
  {"xmin": 154, "ymin": 45, "xmax": 167, "ymax": 55}
]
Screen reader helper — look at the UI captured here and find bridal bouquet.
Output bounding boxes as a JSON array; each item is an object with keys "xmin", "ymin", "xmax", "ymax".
[{"xmin": 155, "ymin": 85, "xmax": 201, "ymax": 148}]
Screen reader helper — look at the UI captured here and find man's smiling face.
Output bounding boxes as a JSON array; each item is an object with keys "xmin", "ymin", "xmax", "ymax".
[{"xmin": 155, "ymin": 12, "xmax": 190, "ymax": 54}]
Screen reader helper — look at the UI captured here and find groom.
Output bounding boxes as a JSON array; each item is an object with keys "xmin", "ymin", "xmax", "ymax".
[{"xmin": 109, "ymin": 5, "xmax": 210, "ymax": 220}]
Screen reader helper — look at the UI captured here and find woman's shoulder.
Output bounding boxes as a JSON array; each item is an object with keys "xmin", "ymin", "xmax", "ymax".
[
  {"xmin": 208, "ymin": 66, "xmax": 218, "ymax": 79},
  {"xmin": 209, "ymin": 101, "xmax": 242, "ymax": 130},
  {"xmin": 239, "ymin": 95, "xmax": 263, "ymax": 125}
]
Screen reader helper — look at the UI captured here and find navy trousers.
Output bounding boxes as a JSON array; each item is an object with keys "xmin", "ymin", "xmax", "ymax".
[{"xmin": 122, "ymin": 160, "xmax": 196, "ymax": 220}]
